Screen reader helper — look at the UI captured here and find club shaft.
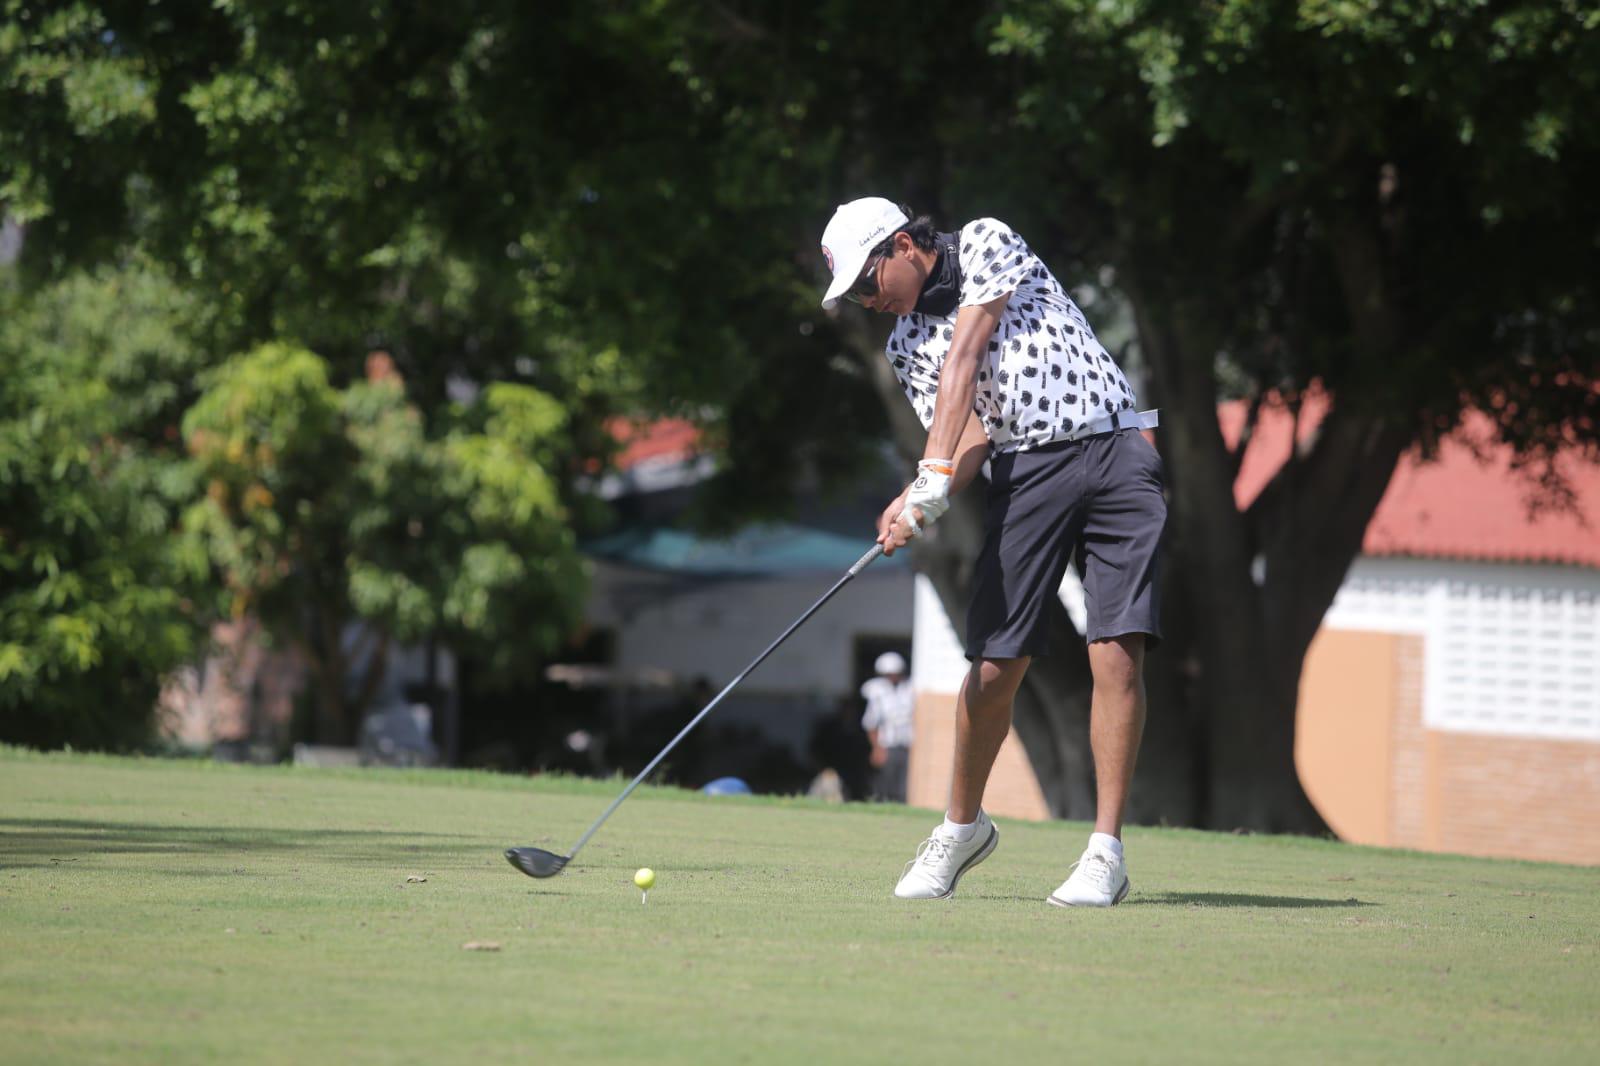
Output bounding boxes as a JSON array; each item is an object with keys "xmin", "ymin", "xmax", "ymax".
[{"xmin": 564, "ymin": 542, "xmax": 885, "ymax": 861}]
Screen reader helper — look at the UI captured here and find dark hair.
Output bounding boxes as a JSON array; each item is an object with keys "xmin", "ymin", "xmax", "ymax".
[{"xmin": 870, "ymin": 204, "xmax": 939, "ymax": 256}]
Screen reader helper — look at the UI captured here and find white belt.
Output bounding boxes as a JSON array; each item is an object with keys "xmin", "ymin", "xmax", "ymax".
[{"xmin": 1063, "ymin": 407, "xmax": 1159, "ymax": 442}]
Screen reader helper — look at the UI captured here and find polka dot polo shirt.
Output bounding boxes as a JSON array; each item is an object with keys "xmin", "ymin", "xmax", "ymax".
[{"xmin": 884, "ymin": 218, "xmax": 1137, "ymax": 454}]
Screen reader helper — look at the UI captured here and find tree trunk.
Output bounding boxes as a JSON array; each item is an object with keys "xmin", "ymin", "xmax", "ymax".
[
  {"xmin": 348, "ymin": 627, "xmax": 392, "ymax": 725},
  {"xmin": 1129, "ymin": 570, "xmax": 1207, "ymax": 827},
  {"xmin": 1194, "ymin": 616, "xmax": 1326, "ymax": 832},
  {"xmin": 1009, "ymin": 625, "xmax": 1097, "ymax": 820},
  {"xmin": 1130, "ymin": 288, "xmax": 1330, "ymax": 832},
  {"xmin": 1125, "ymin": 247, "xmax": 1423, "ymax": 832},
  {"xmin": 307, "ymin": 604, "xmax": 351, "ymax": 745}
]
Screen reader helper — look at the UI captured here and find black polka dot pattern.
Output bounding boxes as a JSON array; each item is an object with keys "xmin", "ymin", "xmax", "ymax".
[{"xmin": 883, "ymin": 217, "xmax": 1137, "ymax": 452}]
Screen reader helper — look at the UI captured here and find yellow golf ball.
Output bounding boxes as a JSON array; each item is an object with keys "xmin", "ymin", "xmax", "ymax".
[{"xmin": 634, "ymin": 868, "xmax": 656, "ymax": 891}]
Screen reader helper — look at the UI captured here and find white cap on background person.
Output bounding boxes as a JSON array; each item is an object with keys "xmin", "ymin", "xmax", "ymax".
[
  {"xmin": 874, "ymin": 651, "xmax": 907, "ymax": 677},
  {"xmin": 819, "ymin": 197, "xmax": 909, "ymax": 309}
]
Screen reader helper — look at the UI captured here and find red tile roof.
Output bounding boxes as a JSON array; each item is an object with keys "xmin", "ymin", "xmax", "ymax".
[
  {"xmin": 1223, "ymin": 394, "xmax": 1600, "ymax": 568},
  {"xmin": 608, "ymin": 417, "xmax": 701, "ymax": 468}
]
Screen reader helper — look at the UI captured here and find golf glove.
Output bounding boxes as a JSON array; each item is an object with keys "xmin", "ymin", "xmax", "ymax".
[{"xmin": 900, "ymin": 458, "xmax": 954, "ymax": 535}]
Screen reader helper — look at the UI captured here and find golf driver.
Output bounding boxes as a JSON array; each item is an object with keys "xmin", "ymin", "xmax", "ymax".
[{"xmin": 506, "ymin": 541, "xmax": 885, "ymax": 879}]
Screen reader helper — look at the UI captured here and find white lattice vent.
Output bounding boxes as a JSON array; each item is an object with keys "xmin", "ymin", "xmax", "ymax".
[
  {"xmin": 1323, "ymin": 558, "xmax": 1600, "ymax": 742},
  {"xmin": 1426, "ymin": 573, "xmax": 1600, "ymax": 741}
]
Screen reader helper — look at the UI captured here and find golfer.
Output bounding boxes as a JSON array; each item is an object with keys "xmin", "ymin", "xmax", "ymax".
[{"xmin": 818, "ymin": 198, "xmax": 1166, "ymax": 907}]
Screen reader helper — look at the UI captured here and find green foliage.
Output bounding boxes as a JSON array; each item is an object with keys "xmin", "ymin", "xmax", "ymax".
[
  {"xmin": 0, "ymin": 263, "xmax": 207, "ymax": 749},
  {"xmin": 6, "ymin": 1, "xmax": 1594, "ymax": 470},
  {"xmin": 182, "ymin": 343, "xmax": 585, "ymax": 733},
  {"xmin": 981, "ymin": 0, "xmax": 1600, "ymax": 436},
  {"xmin": 0, "ymin": 0, "xmax": 891, "ymax": 510},
  {"xmin": 183, "ymin": 342, "xmax": 346, "ymax": 621}
]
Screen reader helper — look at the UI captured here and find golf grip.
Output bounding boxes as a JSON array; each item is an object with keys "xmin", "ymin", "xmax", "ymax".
[{"xmin": 565, "ymin": 541, "xmax": 886, "ymax": 860}]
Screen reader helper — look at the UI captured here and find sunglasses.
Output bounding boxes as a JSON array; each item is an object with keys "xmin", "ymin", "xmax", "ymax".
[{"xmin": 843, "ymin": 253, "xmax": 885, "ymax": 305}]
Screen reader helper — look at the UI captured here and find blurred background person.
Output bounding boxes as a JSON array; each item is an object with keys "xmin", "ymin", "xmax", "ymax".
[{"xmin": 861, "ymin": 651, "xmax": 914, "ymax": 802}]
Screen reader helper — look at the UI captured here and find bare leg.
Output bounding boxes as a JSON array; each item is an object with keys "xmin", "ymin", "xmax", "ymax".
[
  {"xmin": 1087, "ymin": 634, "xmax": 1147, "ymax": 838},
  {"xmin": 947, "ymin": 656, "xmax": 1031, "ymax": 823}
]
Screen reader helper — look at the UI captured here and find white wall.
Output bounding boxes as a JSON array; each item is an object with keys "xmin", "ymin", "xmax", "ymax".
[
  {"xmin": 586, "ymin": 563, "xmax": 914, "ymax": 755},
  {"xmin": 912, "ymin": 575, "xmax": 966, "ymax": 695},
  {"xmin": 592, "ymin": 566, "xmax": 911, "ymax": 696}
]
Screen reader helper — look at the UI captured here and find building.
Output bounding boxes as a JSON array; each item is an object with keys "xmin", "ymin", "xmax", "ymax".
[{"xmin": 1296, "ymin": 410, "xmax": 1600, "ymax": 866}]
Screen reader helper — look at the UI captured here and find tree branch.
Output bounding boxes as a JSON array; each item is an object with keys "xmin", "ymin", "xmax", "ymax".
[{"xmin": 1246, "ymin": 400, "xmax": 1412, "ymax": 652}]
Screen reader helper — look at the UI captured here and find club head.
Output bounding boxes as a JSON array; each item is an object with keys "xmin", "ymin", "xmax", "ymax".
[{"xmin": 505, "ymin": 847, "xmax": 570, "ymax": 879}]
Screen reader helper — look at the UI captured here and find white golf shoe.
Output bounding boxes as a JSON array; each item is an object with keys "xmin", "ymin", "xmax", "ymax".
[
  {"xmin": 1047, "ymin": 842, "xmax": 1130, "ymax": 907},
  {"xmin": 893, "ymin": 812, "xmax": 999, "ymax": 900}
]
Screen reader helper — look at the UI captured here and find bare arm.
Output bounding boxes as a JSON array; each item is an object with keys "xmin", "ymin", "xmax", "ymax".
[
  {"xmin": 866, "ymin": 727, "xmax": 886, "ymax": 767},
  {"xmin": 923, "ymin": 294, "xmax": 1009, "ymax": 462},
  {"xmin": 877, "ymin": 295, "xmax": 1008, "ymax": 552},
  {"xmin": 950, "ymin": 410, "xmax": 991, "ymax": 495}
]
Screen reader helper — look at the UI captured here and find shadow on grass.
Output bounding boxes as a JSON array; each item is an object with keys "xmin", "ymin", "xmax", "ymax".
[
  {"xmin": 1128, "ymin": 891, "xmax": 1376, "ymax": 908},
  {"xmin": 0, "ymin": 817, "xmax": 489, "ymax": 869}
]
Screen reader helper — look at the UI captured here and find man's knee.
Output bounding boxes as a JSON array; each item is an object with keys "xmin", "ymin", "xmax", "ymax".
[
  {"xmin": 1088, "ymin": 635, "xmax": 1144, "ymax": 693},
  {"xmin": 967, "ymin": 656, "xmax": 1029, "ymax": 710}
]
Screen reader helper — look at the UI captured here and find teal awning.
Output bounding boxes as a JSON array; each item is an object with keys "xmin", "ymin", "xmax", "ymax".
[{"xmin": 582, "ymin": 524, "xmax": 906, "ymax": 577}]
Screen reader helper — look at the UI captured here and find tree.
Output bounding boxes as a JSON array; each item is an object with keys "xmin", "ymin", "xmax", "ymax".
[
  {"xmin": 183, "ymin": 343, "xmax": 585, "ymax": 743},
  {"xmin": 3, "ymin": 1, "xmax": 673, "ymax": 743},
  {"xmin": 2, "ymin": 1, "xmax": 895, "ymax": 474},
  {"xmin": 0, "ymin": 262, "xmax": 209, "ymax": 748}
]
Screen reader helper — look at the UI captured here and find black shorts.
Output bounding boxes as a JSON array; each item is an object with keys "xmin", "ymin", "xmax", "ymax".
[{"xmin": 966, "ymin": 428, "xmax": 1166, "ymax": 659}]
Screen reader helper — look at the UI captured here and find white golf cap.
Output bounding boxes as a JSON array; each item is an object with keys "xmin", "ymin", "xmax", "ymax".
[
  {"xmin": 874, "ymin": 651, "xmax": 907, "ymax": 676},
  {"xmin": 819, "ymin": 197, "xmax": 909, "ymax": 309}
]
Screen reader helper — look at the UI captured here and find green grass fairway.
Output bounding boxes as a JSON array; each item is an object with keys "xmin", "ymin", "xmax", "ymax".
[{"xmin": 2, "ymin": 748, "xmax": 1596, "ymax": 1064}]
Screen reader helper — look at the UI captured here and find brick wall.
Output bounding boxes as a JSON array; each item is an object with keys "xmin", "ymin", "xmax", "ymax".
[
  {"xmin": 906, "ymin": 691, "xmax": 1050, "ymax": 820},
  {"xmin": 1389, "ymin": 634, "xmax": 1429, "ymax": 849},
  {"xmin": 1300, "ymin": 628, "xmax": 1600, "ymax": 866},
  {"xmin": 1423, "ymin": 730, "xmax": 1600, "ymax": 865}
]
